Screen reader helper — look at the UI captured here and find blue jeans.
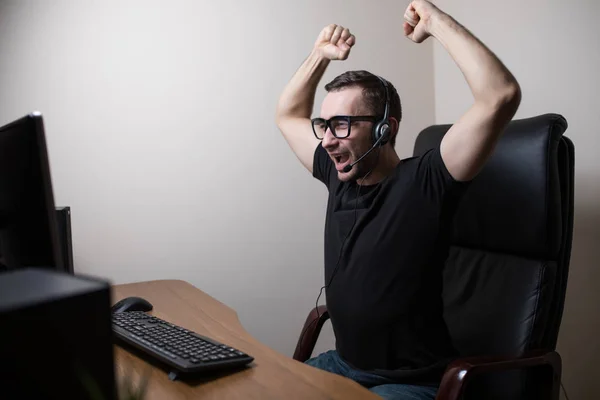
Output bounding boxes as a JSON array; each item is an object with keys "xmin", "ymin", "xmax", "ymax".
[{"xmin": 305, "ymin": 350, "xmax": 438, "ymax": 400}]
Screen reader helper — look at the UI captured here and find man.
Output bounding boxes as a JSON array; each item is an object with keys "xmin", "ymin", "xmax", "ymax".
[{"xmin": 275, "ymin": 1, "xmax": 521, "ymax": 399}]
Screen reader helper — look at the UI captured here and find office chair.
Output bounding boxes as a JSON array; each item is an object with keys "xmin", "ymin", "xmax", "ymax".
[{"xmin": 293, "ymin": 113, "xmax": 574, "ymax": 400}]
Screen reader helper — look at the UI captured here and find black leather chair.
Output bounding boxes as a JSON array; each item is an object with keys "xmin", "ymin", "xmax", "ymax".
[{"xmin": 293, "ymin": 113, "xmax": 574, "ymax": 400}]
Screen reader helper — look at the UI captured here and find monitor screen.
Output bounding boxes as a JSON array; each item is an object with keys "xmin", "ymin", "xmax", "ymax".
[{"xmin": 0, "ymin": 112, "xmax": 65, "ymax": 272}]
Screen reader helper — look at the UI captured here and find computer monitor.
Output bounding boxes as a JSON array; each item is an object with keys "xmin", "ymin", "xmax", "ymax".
[{"xmin": 0, "ymin": 112, "xmax": 66, "ymax": 273}]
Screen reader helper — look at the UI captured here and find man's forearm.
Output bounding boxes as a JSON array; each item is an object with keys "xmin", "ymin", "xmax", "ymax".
[
  {"xmin": 276, "ymin": 50, "xmax": 330, "ymax": 121},
  {"xmin": 430, "ymin": 13, "xmax": 520, "ymax": 106}
]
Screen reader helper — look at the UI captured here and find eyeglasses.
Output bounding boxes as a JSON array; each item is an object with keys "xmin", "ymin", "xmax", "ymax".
[{"xmin": 310, "ymin": 115, "xmax": 380, "ymax": 140}]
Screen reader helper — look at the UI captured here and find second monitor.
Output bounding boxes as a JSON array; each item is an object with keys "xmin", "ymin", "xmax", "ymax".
[{"xmin": 0, "ymin": 112, "xmax": 67, "ymax": 273}]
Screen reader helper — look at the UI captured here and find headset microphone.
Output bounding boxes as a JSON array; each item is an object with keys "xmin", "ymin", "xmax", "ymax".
[{"xmin": 342, "ymin": 125, "xmax": 389, "ymax": 173}]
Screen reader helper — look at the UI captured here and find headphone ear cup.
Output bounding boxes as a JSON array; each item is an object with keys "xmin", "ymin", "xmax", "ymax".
[
  {"xmin": 373, "ymin": 122, "xmax": 390, "ymax": 146},
  {"xmin": 380, "ymin": 124, "xmax": 390, "ymax": 145}
]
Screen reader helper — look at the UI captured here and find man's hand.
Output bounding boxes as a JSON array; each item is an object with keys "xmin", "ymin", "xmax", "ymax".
[
  {"xmin": 403, "ymin": 0, "xmax": 444, "ymax": 43},
  {"xmin": 314, "ymin": 24, "xmax": 356, "ymax": 60}
]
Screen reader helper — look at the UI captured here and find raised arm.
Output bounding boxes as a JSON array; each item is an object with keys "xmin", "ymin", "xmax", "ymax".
[
  {"xmin": 404, "ymin": 1, "xmax": 522, "ymax": 182},
  {"xmin": 275, "ymin": 24, "xmax": 356, "ymax": 173}
]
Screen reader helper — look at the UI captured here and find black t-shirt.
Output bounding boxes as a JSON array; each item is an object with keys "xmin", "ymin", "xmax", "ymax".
[{"xmin": 312, "ymin": 142, "xmax": 469, "ymax": 384}]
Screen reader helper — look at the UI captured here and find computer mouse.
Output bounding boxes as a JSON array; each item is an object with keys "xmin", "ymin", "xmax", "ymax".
[{"xmin": 111, "ymin": 296, "xmax": 153, "ymax": 313}]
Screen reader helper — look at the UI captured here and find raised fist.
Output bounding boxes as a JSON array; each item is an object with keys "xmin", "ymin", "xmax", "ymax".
[
  {"xmin": 314, "ymin": 24, "xmax": 356, "ymax": 61},
  {"xmin": 403, "ymin": 0, "xmax": 443, "ymax": 43}
]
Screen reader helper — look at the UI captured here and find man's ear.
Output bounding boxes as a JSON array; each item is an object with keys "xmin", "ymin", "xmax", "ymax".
[{"xmin": 387, "ymin": 117, "xmax": 400, "ymax": 143}]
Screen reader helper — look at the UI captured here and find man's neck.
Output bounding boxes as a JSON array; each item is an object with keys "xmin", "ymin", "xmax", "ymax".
[{"xmin": 356, "ymin": 149, "xmax": 401, "ymax": 186}]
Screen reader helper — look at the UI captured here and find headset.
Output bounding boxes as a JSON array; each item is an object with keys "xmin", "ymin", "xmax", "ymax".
[
  {"xmin": 342, "ymin": 75, "xmax": 392, "ymax": 173},
  {"xmin": 372, "ymin": 75, "xmax": 392, "ymax": 146}
]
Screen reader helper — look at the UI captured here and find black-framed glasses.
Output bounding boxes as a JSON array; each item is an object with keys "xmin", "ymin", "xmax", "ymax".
[{"xmin": 310, "ymin": 115, "xmax": 380, "ymax": 140}]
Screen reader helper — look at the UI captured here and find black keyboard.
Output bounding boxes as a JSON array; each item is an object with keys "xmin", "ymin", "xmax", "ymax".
[{"xmin": 112, "ymin": 311, "xmax": 254, "ymax": 379}]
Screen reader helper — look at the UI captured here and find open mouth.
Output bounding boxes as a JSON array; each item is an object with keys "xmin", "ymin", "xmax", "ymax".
[{"xmin": 331, "ymin": 153, "xmax": 350, "ymax": 170}]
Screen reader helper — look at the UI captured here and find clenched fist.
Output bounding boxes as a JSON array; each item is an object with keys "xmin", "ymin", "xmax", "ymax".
[
  {"xmin": 314, "ymin": 24, "xmax": 356, "ymax": 61},
  {"xmin": 403, "ymin": 0, "xmax": 444, "ymax": 43}
]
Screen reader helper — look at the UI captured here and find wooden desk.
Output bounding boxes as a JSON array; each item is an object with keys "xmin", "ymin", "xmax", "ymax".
[{"xmin": 112, "ymin": 280, "xmax": 377, "ymax": 399}]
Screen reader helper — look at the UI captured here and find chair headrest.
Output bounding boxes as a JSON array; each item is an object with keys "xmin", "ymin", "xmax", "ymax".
[{"xmin": 414, "ymin": 113, "xmax": 569, "ymax": 258}]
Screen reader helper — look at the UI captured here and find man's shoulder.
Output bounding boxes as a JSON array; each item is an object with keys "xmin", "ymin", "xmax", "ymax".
[
  {"xmin": 398, "ymin": 153, "xmax": 423, "ymax": 169},
  {"xmin": 388, "ymin": 146, "xmax": 469, "ymax": 203},
  {"xmin": 399, "ymin": 147, "xmax": 437, "ymax": 166},
  {"xmin": 387, "ymin": 151, "xmax": 429, "ymax": 182}
]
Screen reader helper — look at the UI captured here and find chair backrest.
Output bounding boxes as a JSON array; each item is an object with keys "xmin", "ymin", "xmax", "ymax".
[{"xmin": 413, "ymin": 114, "xmax": 574, "ymax": 399}]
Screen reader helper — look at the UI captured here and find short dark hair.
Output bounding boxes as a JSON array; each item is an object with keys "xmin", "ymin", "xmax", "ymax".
[{"xmin": 324, "ymin": 70, "xmax": 402, "ymax": 147}]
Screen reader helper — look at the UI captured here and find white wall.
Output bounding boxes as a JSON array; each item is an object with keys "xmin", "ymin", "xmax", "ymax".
[
  {"xmin": 433, "ymin": 0, "xmax": 600, "ymax": 398},
  {"xmin": 0, "ymin": 0, "xmax": 434, "ymax": 358}
]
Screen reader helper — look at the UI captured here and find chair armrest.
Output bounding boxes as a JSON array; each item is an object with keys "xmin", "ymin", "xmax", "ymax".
[
  {"xmin": 436, "ymin": 350, "xmax": 561, "ymax": 400},
  {"xmin": 293, "ymin": 305, "xmax": 329, "ymax": 362}
]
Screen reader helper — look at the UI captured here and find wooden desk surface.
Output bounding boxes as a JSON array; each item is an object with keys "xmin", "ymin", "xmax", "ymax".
[{"xmin": 112, "ymin": 280, "xmax": 377, "ymax": 399}]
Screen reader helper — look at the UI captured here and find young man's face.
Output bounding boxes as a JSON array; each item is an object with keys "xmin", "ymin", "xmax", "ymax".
[{"xmin": 319, "ymin": 87, "xmax": 380, "ymax": 182}]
